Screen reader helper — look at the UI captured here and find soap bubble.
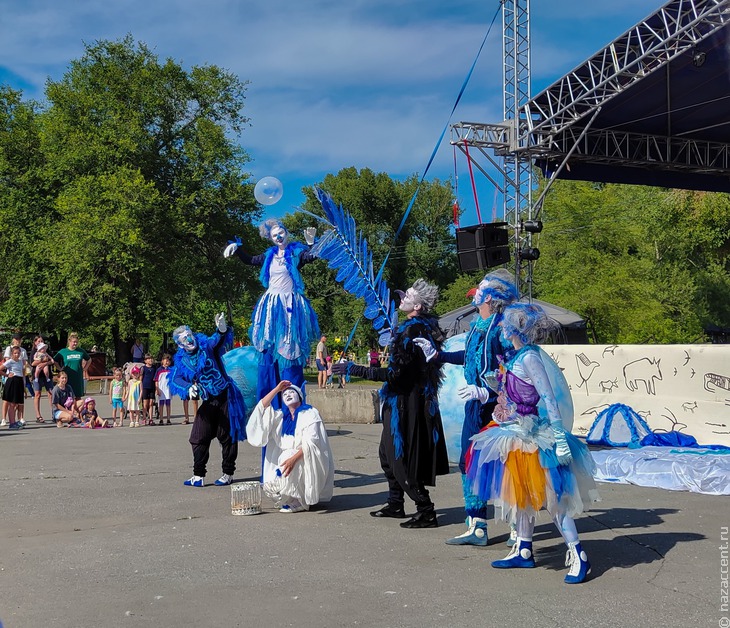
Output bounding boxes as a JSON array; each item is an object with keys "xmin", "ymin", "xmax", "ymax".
[{"xmin": 254, "ymin": 177, "xmax": 283, "ymax": 206}]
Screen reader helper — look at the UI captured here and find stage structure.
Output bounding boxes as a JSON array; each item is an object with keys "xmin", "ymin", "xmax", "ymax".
[{"xmin": 451, "ymin": 0, "xmax": 730, "ymax": 297}]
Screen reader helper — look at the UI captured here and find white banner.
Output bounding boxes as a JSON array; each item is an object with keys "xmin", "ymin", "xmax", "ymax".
[{"xmin": 546, "ymin": 344, "xmax": 730, "ymax": 447}]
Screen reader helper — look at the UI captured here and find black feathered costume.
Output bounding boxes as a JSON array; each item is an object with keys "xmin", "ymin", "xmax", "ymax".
[{"xmin": 348, "ymin": 314, "xmax": 449, "ymax": 516}]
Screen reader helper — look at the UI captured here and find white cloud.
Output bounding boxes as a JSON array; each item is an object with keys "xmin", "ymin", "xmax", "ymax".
[{"xmin": 0, "ymin": 0, "xmax": 666, "ymax": 195}]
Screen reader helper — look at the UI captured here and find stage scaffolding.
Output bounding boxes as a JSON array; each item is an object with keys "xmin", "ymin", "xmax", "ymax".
[{"xmin": 451, "ymin": 0, "xmax": 730, "ymax": 297}]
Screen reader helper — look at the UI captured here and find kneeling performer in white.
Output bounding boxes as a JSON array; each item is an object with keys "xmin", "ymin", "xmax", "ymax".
[{"xmin": 248, "ymin": 380, "xmax": 335, "ymax": 513}]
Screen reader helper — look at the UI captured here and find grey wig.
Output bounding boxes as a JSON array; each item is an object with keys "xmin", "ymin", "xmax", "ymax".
[{"xmin": 411, "ymin": 278, "xmax": 439, "ymax": 313}]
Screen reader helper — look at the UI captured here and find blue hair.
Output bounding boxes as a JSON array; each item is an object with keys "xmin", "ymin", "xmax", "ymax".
[{"xmin": 501, "ymin": 302, "xmax": 555, "ymax": 345}]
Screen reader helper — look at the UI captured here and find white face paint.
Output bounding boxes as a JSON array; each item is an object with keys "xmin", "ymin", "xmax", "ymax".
[
  {"xmin": 398, "ymin": 287, "xmax": 420, "ymax": 313},
  {"xmin": 175, "ymin": 329, "xmax": 198, "ymax": 354},
  {"xmin": 270, "ymin": 225, "xmax": 289, "ymax": 248},
  {"xmin": 282, "ymin": 387, "xmax": 301, "ymax": 408}
]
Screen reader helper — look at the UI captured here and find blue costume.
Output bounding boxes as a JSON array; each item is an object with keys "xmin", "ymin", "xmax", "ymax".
[
  {"xmin": 233, "ymin": 239, "xmax": 320, "ymax": 403},
  {"xmin": 440, "ymin": 313, "xmax": 513, "ymax": 518},
  {"xmin": 466, "ymin": 303, "xmax": 597, "ymax": 584},
  {"xmin": 170, "ymin": 325, "xmax": 247, "ymax": 485}
]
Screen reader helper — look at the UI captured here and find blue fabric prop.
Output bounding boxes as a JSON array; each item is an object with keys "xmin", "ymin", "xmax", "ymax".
[
  {"xmin": 641, "ymin": 431, "xmax": 699, "ymax": 448},
  {"xmin": 221, "ymin": 346, "xmax": 260, "ymax": 418},
  {"xmin": 305, "ymin": 188, "xmax": 398, "ymax": 347},
  {"xmin": 586, "ymin": 403, "xmax": 652, "ymax": 448}
]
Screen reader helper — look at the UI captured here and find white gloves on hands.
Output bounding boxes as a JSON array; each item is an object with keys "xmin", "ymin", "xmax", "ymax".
[
  {"xmin": 552, "ymin": 426, "xmax": 573, "ymax": 465},
  {"xmin": 188, "ymin": 383, "xmax": 199, "ymax": 400},
  {"xmin": 457, "ymin": 384, "xmax": 491, "ymax": 404},
  {"xmin": 215, "ymin": 312, "xmax": 227, "ymax": 333},
  {"xmin": 223, "ymin": 242, "xmax": 239, "ymax": 258},
  {"xmin": 304, "ymin": 227, "xmax": 316, "ymax": 246},
  {"xmin": 413, "ymin": 337, "xmax": 438, "ymax": 363}
]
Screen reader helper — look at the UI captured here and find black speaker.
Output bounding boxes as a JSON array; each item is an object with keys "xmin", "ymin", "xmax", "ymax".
[{"xmin": 456, "ymin": 223, "xmax": 511, "ymax": 271}]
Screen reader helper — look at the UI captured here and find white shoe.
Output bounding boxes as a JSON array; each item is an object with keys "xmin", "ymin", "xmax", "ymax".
[
  {"xmin": 19, "ymin": 419, "xmax": 26, "ymax": 427},
  {"xmin": 280, "ymin": 499, "xmax": 307, "ymax": 513},
  {"xmin": 214, "ymin": 474, "xmax": 233, "ymax": 486},
  {"xmin": 184, "ymin": 475, "xmax": 204, "ymax": 487},
  {"xmin": 0, "ymin": 420, "xmax": 7, "ymax": 427}
]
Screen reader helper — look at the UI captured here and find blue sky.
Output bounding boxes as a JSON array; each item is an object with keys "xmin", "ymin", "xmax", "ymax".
[{"xmin": 0, "ymin": 0, "xmax": 663, "ymax": 223}]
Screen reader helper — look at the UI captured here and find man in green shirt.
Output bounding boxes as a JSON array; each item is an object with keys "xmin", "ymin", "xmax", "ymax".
[{"xmin": 53, "ymin": 333, "xmax": 90, "ymax": 399}]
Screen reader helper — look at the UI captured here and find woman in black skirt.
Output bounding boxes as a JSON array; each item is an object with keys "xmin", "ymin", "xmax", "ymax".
[{"xmin": 1, "ymin": 345, "xmax": 26, "ymax": 429}]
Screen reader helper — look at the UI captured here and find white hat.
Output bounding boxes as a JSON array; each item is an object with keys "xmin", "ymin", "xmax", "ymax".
[{"xmin": 283, "ymin": 384, "xmax": 304, "ymax": 402}]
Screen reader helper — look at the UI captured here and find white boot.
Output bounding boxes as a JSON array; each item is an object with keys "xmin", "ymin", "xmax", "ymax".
[
  {"xmin": 564, "ymin": 541, "xmax": 591, "ymax": 584},
  {"xmin": 445, "ymin": 516, "xmax": 489, "ymax": 546}
]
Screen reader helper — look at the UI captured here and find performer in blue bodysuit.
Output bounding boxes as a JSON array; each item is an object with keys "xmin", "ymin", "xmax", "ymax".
[
  {"xmin": 416, "ymin": 269, "xmax": 517, "ymax": 546},
  {"xmin": 170, "ymin": 313, "xmax": 247, "ymax": 488},
  {"xmin": 224, "ymin": 220, "xmax": 319, "ymax": 404}
]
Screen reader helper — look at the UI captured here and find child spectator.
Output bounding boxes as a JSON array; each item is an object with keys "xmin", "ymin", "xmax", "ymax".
[
  {"xmin": 127, "ymin": 365, "xmax": 142, "ymax": 427},
  {"xmin": 109, "ymin": 367, "xmax": 126, "ymax": 427},
  {"xmin": 140, "ymin": 353, "xmax": 157, "ymax": 425},
  {"xmin": 1, "ymin": 346, "xmax": 26, "ymax": 429},
  {"xmin": 325, "ymin": 355, "xmax": 333, "ymax": 389},
  {"xmin": 33, "ymin": 342, "xmax": 53, "ymax": 383},
  {"xmin": 51, "ymin": 371, "xmax": 77, "ymax": 427},
  {"xmin": 81, "ymin": 397, "xmax": 107, "ymax": 428},
  {"xmin": 155, "ymin": 354, "xmax": 173, "ymax": 425}
]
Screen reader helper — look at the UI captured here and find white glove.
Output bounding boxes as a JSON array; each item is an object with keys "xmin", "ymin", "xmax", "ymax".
[
  {"xmin": 188, "ymin": 384, "xmax": 199, "ymax": 400},
  {"xmin": 223, "ymin": 242, "xmax": 239, "ymax": 258},
  {"xmin": 215, "ymin": 312, "xmax": 227, "ymax": 333},
  {"xmin": 413, "ymin": 337, "xmax": 438, "ymax": 363},
  {"xmin": 457, "ymin": 385, "xmax": 491, "ymax": 404},
  {"xmin": 304, "ymin": 227, "xmax": 316, "ymax": 246},
  {"xmin": 552, "ymin": 426, "xmax": 573, "ymax": 465}
]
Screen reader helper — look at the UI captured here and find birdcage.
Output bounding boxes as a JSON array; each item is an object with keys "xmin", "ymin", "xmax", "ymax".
[{"xmin": 230, "ymin": 482, "xmax": 262, "ymax": 515}]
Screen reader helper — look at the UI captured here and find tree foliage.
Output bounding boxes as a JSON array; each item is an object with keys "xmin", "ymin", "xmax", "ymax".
[
  {"xmin": 0, "ymin": 36, "xmax": 262, "ymax": 358},
  {"xmin": 533, "ymin": 180, "xmax": 730, "ymax": 343},
  {"xmin": 283, "ymin": 167, "xmax": 458, "ymax": 352}
]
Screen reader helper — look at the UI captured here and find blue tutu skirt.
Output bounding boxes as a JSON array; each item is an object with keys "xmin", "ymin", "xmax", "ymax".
[
  {"xmin": 250, "ymin": 290, "xmax": 319, "ymax": 368},
  {"xmin": 466, "ymin": 415, "xmax": 599, "ymax": 524}
]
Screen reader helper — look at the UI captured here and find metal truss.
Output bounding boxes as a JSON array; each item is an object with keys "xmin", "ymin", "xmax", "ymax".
[
  {"xmin": 522, "ymin": 0, "xmax": 730, "ymax": 142},
  {"xmin": 451, "ymin": 1, "xmax": 730, "ymax": 299},
  {"xmin": 541, "ymin": 127, "xmax": 730, "ymax": 174}
]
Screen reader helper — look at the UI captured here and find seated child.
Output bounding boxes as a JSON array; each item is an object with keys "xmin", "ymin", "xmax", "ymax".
[
  {"xmin": 81, "ymin": 397, "xmax": 108, "ymax": 428},
  {"xmin": 33, "ymin": 342, "xmax": 53, "ymax": 382}
]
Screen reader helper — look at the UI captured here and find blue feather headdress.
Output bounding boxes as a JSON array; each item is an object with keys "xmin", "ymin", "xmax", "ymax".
[{"xmin": 304, "ymin": 188, "xmax": 398, "ymax": 347}]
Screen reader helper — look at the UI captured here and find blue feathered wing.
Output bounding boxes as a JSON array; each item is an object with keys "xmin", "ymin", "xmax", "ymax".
[{"xmin": 306, "ymin": 188, "xmax": 398, "ymax": 347}]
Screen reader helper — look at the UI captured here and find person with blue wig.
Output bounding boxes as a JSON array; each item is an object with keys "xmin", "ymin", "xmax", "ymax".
[
  {"xmin": 415, "ymin": 268, "xmax": 518, "ymax": 547},
  {"xmin": 465, "ymin": 302, "xmax": 599, "ymax": 584},
  {"xmin": 224, "ymin": 219, "xmax": 319, "ymax": 403},
  {"xmin": 169, "ymin": 313, "xmax": 248, "ymax": 488},
  {"xmin": 248, "ymin": 379, "xmax": 334, "ymax": 513}
]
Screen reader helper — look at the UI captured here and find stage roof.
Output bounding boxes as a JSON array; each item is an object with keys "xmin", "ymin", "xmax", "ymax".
[{"xmin": 532, "ymin": 2, "xmax": 730, "ymax": 192}]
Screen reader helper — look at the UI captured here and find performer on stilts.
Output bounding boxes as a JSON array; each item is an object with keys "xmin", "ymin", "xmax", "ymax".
[
  {"xmin": 224, "ymin": 220, "xmax": 319, "ymax": 405},
  {"xmin": 170, "ymin": 313, "xmax": 248, "ymax": 488},
  {"xmin": 466, "ymin": 302, "xmax": 599, "ymax": 583},
  {"xmin": 334, "ymin": 279, "xmax": 450, "ymax": 529},
  {"xmin": 415, "ymin": 268, "xmax": 517, "ymax": 546}
]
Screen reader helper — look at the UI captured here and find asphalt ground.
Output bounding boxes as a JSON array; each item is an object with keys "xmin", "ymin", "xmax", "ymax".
[{"xmin": 0, "ymin": 391, "xmax": 727, "ymax": 628}]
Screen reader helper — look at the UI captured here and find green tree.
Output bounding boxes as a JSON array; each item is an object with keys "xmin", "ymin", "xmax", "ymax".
[
  {"xmin": 284, "ymin": 167, "xmax": 458, "ymax": 353},
  {"xmin": 533, "ymin": 180, "xmax": 730, "ymax": 343},
  {"xmin": 12, "ymin": 36, "xmax": 262, "ymax": 359}
]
